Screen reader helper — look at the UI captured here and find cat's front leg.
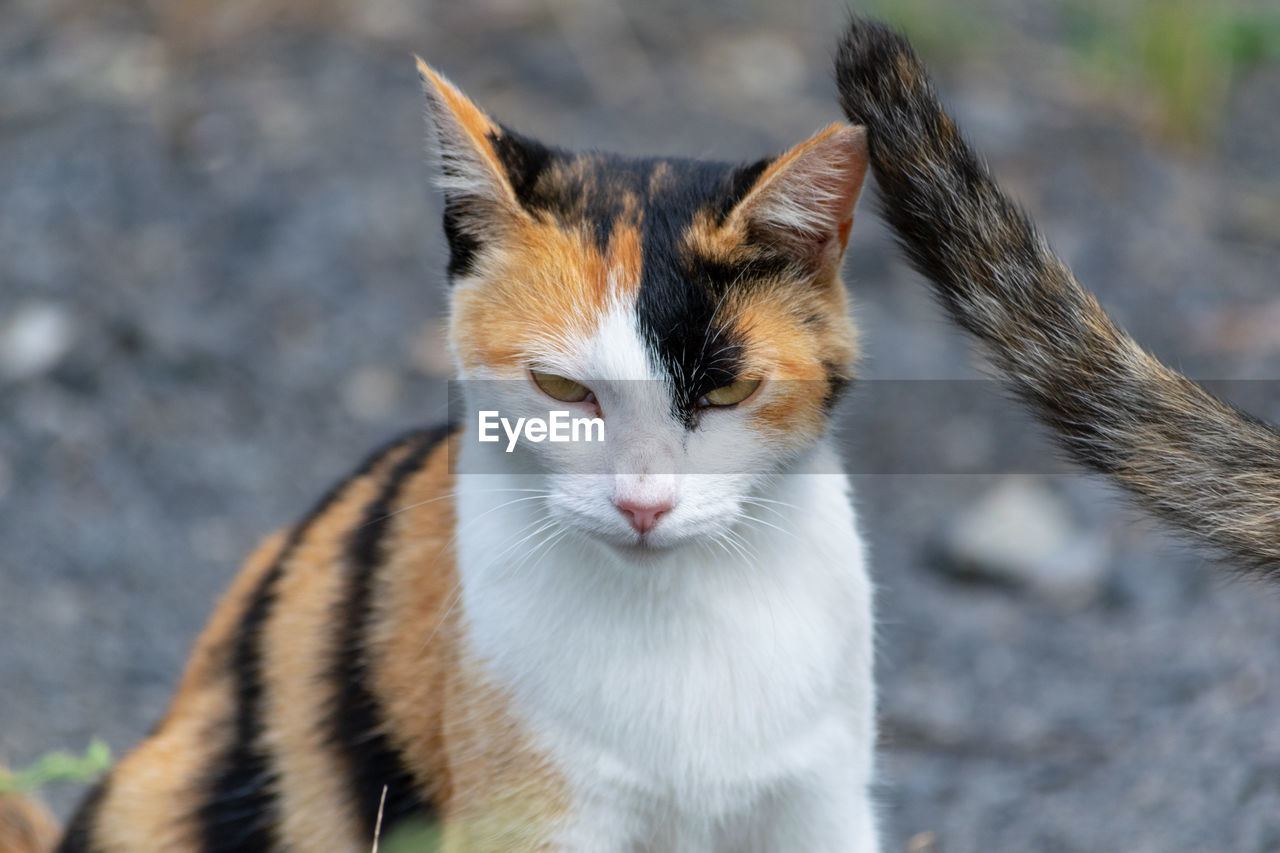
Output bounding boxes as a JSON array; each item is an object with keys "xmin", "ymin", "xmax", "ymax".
[
  {"xmin": 734, "ymin": 743, "xmax": 879, "ymax": 853},
  {"xmin": 755, "ymin": 781, "xmax": 879, "ymax": 853}
]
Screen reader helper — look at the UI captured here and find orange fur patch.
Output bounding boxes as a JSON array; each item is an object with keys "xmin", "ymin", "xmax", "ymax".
[
  {"xmin": 369, "ymin": 434, "xmax": 571, "ymax": 846},
  {"xmin": 722, "ymin": 279, "xmax": 857, "ymax": 442},
  {"xmin": 451, "ymin": 215, "xmax": 644, "ymax": 374}
]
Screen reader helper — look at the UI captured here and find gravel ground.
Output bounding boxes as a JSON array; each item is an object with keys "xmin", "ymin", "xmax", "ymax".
[{"xmin": 2, "ymin": 2, "xmax": 1280, "ymax": 850}]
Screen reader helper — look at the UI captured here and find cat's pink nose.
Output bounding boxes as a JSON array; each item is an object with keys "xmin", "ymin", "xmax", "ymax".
[{"xmin": 614, "ymin": 498, "xmax": 674, "ymax": 534}]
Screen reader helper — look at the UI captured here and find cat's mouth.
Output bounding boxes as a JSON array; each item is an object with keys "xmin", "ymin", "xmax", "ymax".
[{"xmin": 607, "ymin": 530, "xmax": 678, "ymax": 557}]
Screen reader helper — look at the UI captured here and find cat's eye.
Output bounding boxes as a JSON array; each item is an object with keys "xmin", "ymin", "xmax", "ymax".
[
  {"xmin": 531, "ymin": 370, "xmax": 593, "ymax": 403},
  {"xmin": 699, "ymin": 378, "xmax": 762, "ymax": 408}
]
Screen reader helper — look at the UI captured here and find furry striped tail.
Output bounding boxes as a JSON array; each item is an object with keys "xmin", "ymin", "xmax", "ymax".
[
  {"xmin": 0, "ymin": 787, "xmax": 57, "ymax": 853},
  {"xmin": 835, "ymin": 19, "xmax": 1280, "ymax": 575}
]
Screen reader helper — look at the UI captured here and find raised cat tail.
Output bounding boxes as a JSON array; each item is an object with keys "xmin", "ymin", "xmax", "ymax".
[
  {"xmin": 834, "ymin": 19, "xmax": 1280, "ymax": 574},
  {"xmin": 0, "ymin": 784, "xmax": 58, "ymax": 853}
]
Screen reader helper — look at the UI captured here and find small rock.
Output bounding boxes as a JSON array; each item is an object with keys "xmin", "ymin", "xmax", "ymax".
[
  {"xmin": 0, "ymin": 301, "xmax": 75, "ymax": 380},
  {"xmin": 935, "ymin": 477, "xmax": 1110, "ymax": 605},
  {"xmin": 103, "ymin": 36, "xmax": 166, "ymax": 103},
  {"xmin": 904, "ymin": 830, "xmax": 941, "ymax": 853}
]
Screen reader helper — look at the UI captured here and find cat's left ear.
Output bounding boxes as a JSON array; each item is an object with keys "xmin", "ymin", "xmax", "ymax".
[
  {"xmin": 727, "ymin": 123, "xmax": 869, "ymax": 273},
  {"xmin": 415, "ymin": 58, "xmax": 527, "ymax": 205},
  {"xmin": 415, "ymin": 58, "xmax": 551, "ymax": 277}
]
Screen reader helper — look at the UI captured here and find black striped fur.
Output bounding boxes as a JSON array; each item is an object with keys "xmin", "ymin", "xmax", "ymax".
[{"xmin": 329, "ymin": 427, "xmax": 450, "ymax": 839}]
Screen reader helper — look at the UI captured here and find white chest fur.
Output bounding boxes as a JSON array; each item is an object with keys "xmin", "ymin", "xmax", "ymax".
[{"xmin": 454, "ymin": 442, "xmax": 878, "ymax": 851}]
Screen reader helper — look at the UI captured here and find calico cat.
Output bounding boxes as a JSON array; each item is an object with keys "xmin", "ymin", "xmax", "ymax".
[
  {"xmin": 0, "ymin": 62, "xmax": 879, "ymax": 851},
  {"xmin": 836, "ymin": 20, "xmax": 1280, "ymax": 575}
]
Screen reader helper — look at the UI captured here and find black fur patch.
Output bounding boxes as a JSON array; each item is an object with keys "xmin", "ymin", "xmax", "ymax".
[
  {"xmin": 634, "ymin": 159, "xmax": 786, "ymax": 423},
  {"xmin": 196, "ymin": 430, "xmax": 432, "ymax": 853},
  {"xmin": 439, "ymin": 128, "xmax": 554, "ymax": 282},
  {"xmin": 56, "ymin": 777, "xmax": 109, "ymax": 853},
  {"xmin": 328, "ymin": 425, "xmax": 452, "ymax": 840},
  {"xmin": 509, "ymin": 147, "xmax": 649, "ymax": 253},
  {"xmin": 196, "ymin": 562, "xmax": 284, "ymax": 852},
  {"xmin": 442, "ymin": 201, "xmax": 482, "ymax": 279},
  {"xmin": 820, "ymin": 362, "xmax": 852, "ymax": 412},
  {"xmin": 489, "ymin": 127, "xmax": 555, "ymax": 207}
]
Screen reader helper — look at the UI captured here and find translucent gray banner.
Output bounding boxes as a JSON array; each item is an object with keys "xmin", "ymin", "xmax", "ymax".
[{"xmin": 440, "ymin": 379, "xmax": 1280, "ymax": 476}]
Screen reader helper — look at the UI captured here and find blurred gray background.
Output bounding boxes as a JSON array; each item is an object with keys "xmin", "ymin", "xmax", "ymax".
[{"xmin": 3, "ymin": 0, "xmax": 1280, "ymax": 850}]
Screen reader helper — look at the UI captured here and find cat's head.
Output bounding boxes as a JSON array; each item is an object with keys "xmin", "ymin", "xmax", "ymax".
[{"xmin": 419, "ymin": 61, "xmax": 868, "ymax": 555}]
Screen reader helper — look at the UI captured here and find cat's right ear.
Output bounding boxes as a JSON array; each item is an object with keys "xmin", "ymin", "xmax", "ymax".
[{"xmin": 415, "ymin": 59, "xmax": 546, "ymax": 278}]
